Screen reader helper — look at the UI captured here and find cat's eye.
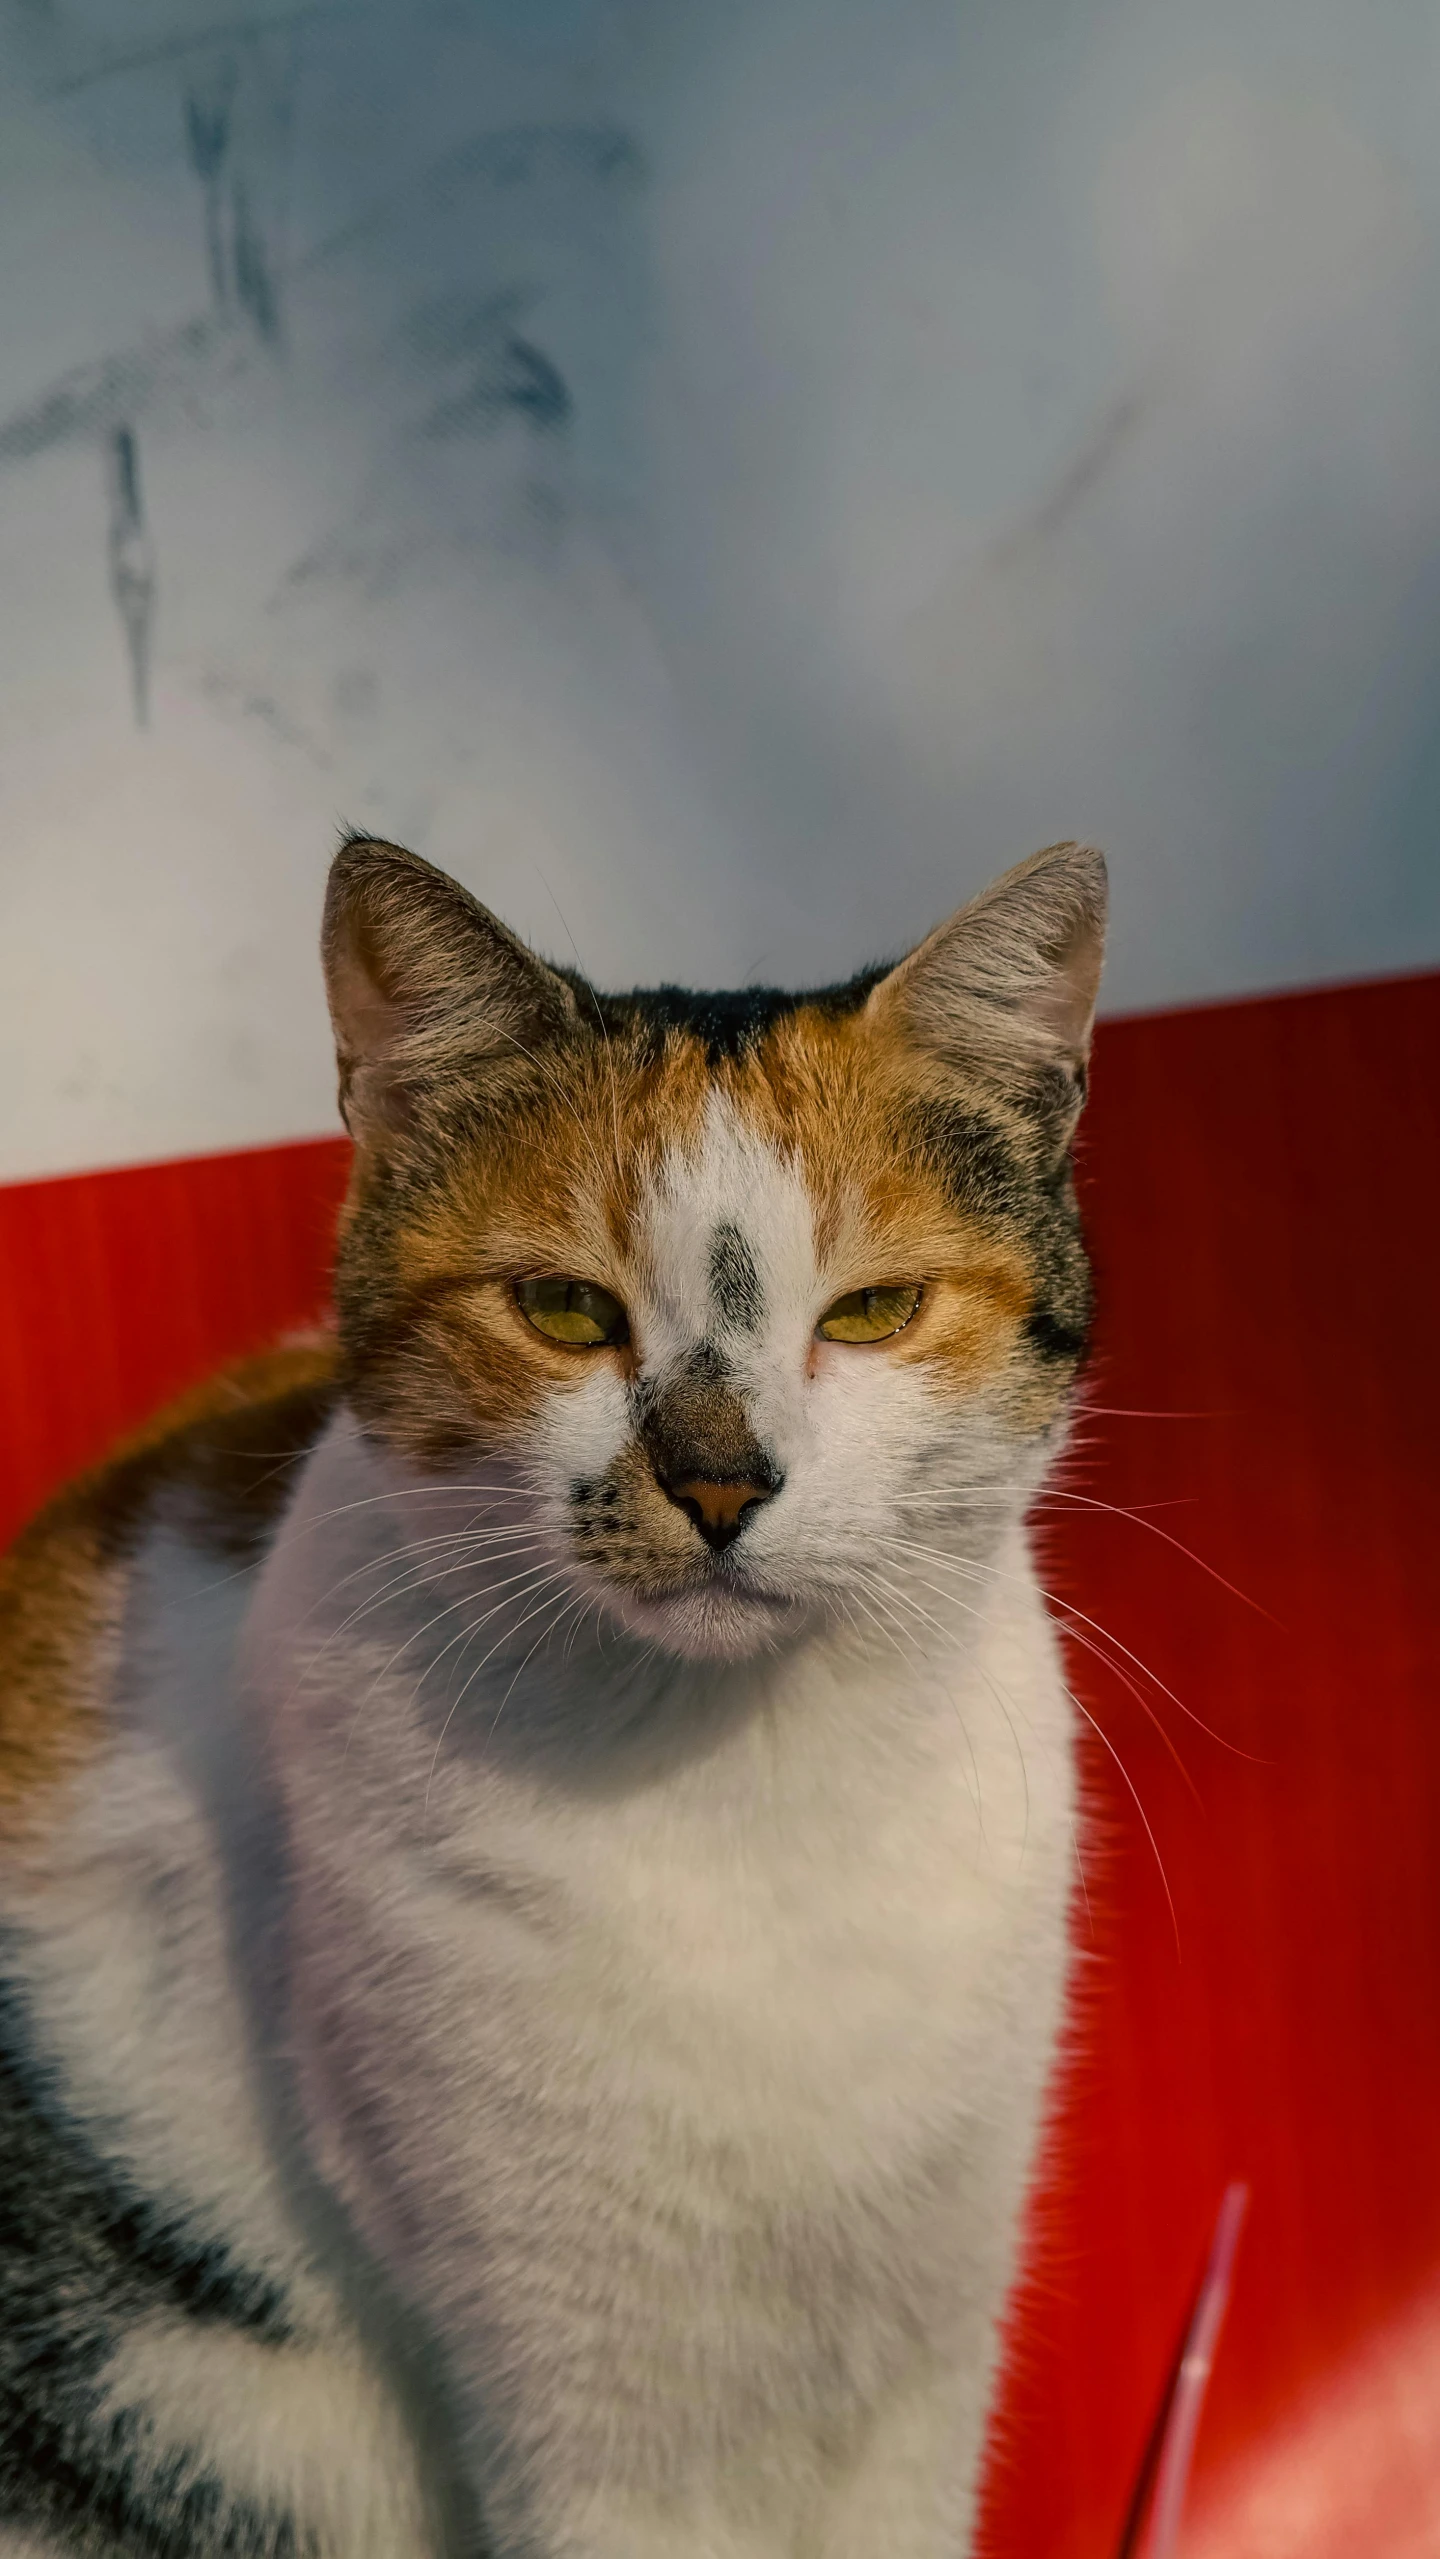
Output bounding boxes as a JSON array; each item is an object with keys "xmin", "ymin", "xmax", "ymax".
[
  {"xmin": 816, "ymin": 1284, "xmax": 922, "ymax": 1344},
  {"xmin": 515, "ymin": 1277, "xmax": 629, "ymax": 1347}
]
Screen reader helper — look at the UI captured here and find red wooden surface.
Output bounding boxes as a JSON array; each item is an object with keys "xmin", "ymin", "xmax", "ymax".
[{"xmin": 1, "ymin": 974, "xmax": 1438, "ymax": 2554}]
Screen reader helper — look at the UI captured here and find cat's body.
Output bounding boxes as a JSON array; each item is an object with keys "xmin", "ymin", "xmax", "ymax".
[{"xmin": 0, "ymin": 837, "xmax": 1105, "ymax": 2556}]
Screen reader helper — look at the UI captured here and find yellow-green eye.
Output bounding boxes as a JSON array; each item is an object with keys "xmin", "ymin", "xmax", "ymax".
[
  {"xmin": 516, "ymin": 1277, "xmax": 629, "ymax": 1347},
  {"xmin": 816, "ymin": 1284, "xmax": 922, "ymax": 1344}
]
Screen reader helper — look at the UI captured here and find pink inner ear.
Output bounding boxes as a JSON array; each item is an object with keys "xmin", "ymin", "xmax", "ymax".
[
  {"xmin": 862, "ymin": 845, "xmax": 1107, "ymax": 1078},
  {"xmin": 326, "ymin": 935, "xmax": 422, "ymax": 1138},
  {"xmin": 329, "ymin": 940, "xmax": 408, "ymax": 1072},
  {"xmin": 1037, "ymin": 915, "xmax": 1106, "ymax": 1060}
]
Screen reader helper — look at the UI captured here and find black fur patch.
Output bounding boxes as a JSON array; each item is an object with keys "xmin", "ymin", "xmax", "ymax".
[
  {"xmin": 903, "ymin": 1100, "xmax": 1093, "ymax": 1372},
  {"xmin": 905, "ymin": 1099, "xmax": 1028, "ymax": 1221},
  {"xmin": 708, "ymin": 1224, "xmax": 764, "ymax": 1334},
  {"xmin": 0, "ymin": 1980, "xmax": 301, "ymax": 2555},
  {"xmin": 581, "ymin": 965, "xmax": 890, "ymax": 1063},
  {"xmin": 1025, "ymin": 1306, "xmax": 1090, "ymax": 1363}
]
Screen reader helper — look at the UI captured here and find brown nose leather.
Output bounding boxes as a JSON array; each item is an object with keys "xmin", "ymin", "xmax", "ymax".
[{"xmin": 662, "ymin": 1475, "xmax": 776, "ymax": 1553}]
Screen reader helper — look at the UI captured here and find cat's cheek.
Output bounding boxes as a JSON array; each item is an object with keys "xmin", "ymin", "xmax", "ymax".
[
  {"xmin": 744, "ymin": 1357, "xmax": 941, "ymax": 1587},
  {"xmin": 803, "ymin": 1346, "xmax": 942, "ymax": 1475},
  {"xmin": 527, "ymin": 1361, "xmax": 633, "ymax": 1506}
]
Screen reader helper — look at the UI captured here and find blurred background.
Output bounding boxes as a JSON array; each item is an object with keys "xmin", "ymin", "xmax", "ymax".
[{"xmin": 2, "ymin": 6, "xmax": 1439, "ymax": 2556}]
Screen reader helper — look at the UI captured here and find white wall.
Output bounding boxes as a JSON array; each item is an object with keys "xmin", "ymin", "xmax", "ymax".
[{"xmin": 3, "ymin": 0, "xmax": 1438, "ymax": 1180}]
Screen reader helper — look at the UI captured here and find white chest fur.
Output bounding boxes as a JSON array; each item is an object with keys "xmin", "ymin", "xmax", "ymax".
[{"xmin": 248, "ymin": 1418, "xmax": 1076, "ymax": 2558}]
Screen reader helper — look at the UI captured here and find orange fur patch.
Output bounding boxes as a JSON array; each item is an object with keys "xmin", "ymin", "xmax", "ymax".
[
  {"xmin": 730, "ymin": 1006, "xmax": 1047, "ymax": 1400},
  {"xmin": 0, "ymin": 1340, "xmax": 337, "ymax": 1836},
  {"xmin": 337, "ymin": 985, "xmax": 1076, "ymax": 1472}
]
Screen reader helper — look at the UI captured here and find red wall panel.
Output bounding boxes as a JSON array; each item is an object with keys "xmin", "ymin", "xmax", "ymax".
[
  {"xmin": 982, "ymin": 971, "xmax": 1440, "ymax": 2553},
  {"xmin": 2, "ymin": 973, "xmax": 1437, "ymax": 2554},
  {"xmin": 0, "ymin": 1136, "xmax": 351, "ymax": 1542}
]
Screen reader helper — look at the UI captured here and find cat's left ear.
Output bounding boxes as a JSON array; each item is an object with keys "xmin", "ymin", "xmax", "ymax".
[
  {"xmin": 322, "ymin": 835, "xmax": 581, "ymax": 1141},
  {"xmin": 865, "ymin": 841, "xmax": 1107, "ymax": 1146}
]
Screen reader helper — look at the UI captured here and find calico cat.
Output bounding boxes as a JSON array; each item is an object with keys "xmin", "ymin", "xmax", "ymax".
[{"xmin": 0, "ymin": 833, "xmax": 1105, "ymax": 2558}]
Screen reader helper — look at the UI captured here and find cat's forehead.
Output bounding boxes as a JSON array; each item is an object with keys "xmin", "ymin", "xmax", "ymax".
[
  {"xmin": 646, "ymin": 1088, "xmax": 810, "ymax": 1248},
  {"xmin": 634, "ymin": 1091, "xmax": 819, "ymax": 1356},
  {"xmin": 597, "ymin": 998, "xmax": 985, "ymax": 1332},
  {"xmin": 614, "ymin": 998, "xmax": 903, "ymax": 1259},
  {"xmin": 412, "ymin": 983, "xmax": 1032, "ymax": 1318}
]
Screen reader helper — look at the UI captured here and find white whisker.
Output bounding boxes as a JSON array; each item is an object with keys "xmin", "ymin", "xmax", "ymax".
[
  {"xmin": 882, "ymin": 1532, "xmax": 1249, "ymax": 1767},
  {"xmin": 424, "ymin": 1575, "xmax": 576, "ymax": 1811},
  {"xmin": 339, "ymin": 1548, "xmax": 560, "ymax": 1760}
]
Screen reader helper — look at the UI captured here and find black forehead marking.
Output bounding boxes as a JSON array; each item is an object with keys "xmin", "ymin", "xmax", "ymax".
[
  {"xmin": 567, "ymin": 963, "xmax": 892, "ymax": 1063},
  {"xmin": 709, "ymin": 1223, "xmax": 764, "ymax": 1334}
]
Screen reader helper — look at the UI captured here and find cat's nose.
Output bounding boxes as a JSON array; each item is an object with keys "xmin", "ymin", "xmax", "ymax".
[{"xmin": 658, "ymin": 1473, "xmax": 780, "ymax": 1554}]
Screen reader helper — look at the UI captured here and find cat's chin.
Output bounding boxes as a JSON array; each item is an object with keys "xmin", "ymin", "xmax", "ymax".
[{"xmin": 609, "ymin": 1579, "xmax": 802, "ymax": 1663}]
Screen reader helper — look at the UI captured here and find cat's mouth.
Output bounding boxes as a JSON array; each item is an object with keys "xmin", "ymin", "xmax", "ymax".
[
  {"xmin": 629, "ymin": 1557, "xmax": 792, "ymax": 1609},
  {"xmin": 609, "ymin": 1568, "xmax": 801, "ymax": 1661}
]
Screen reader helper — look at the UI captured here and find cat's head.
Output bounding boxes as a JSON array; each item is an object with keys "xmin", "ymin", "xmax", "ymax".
[{"xmin": 322, "ymin": 837, "xmax": 1105, "ymax": 1661}]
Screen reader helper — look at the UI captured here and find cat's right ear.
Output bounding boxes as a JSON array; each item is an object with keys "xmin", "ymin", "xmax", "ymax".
[{"xmin": 321, "ymin": 837, "xmax": 580, "ymax": 1142}]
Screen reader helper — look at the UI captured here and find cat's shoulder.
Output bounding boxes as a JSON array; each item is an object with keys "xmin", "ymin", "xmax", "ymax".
[{"xmin": 0, "ymin": 1337, "xmax": 339, "ymax": 1835}]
